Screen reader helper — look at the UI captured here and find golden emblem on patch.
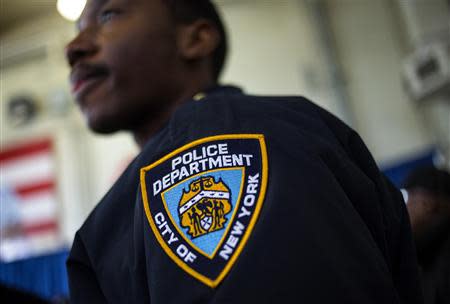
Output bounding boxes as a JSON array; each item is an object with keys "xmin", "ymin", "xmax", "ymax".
[
  {"xmin": 140, "ymin": 134, "xmax": 268, "ymax": 287},
  {"xmin": 179, "ymin": 176, "xmax": 232, "ymax": 238}
]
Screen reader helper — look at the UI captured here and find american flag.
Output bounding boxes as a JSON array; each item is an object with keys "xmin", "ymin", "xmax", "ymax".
[{"xmin": 0, "ymin": 138, "xmax": 64, "ymax": 262}]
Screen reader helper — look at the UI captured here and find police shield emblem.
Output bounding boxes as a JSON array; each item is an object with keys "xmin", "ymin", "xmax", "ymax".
[{"xmin": 140, "ymin": 134, "xmax": 268, "ymax": 287}]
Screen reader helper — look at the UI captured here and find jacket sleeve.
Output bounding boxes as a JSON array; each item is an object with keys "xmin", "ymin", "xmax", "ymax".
[
  {"xmin": 66, "ymin": 232, "xmax": 108, "ymax": 304},
  {"xmin": 315, "ymin": 103, "xmax": 424, "ymax": 303}
]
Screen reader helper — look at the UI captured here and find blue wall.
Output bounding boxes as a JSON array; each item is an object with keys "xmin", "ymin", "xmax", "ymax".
[
  {"xmin": 382, "ymin": 149, "xmax": 435, "ymax": 187},
  {"xmin": 0, "ymin": 250, "xmax": 69, "ymax": 300}
]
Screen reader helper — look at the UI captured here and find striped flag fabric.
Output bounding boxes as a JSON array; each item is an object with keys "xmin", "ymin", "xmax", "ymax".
[{"xmin": 0, "ymin": 138, "xmax": 64, "ymax": 262}]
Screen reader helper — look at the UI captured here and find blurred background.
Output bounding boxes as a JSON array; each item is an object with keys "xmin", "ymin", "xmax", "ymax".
[{"xmin": 0, "ymin": 0, "xmax": 449, "ymax": 301}]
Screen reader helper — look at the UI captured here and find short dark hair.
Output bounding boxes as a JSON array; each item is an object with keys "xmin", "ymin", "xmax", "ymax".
[
  {"xmin": 164, "ymin": 0, "xmax": 228, "ymax": 80},
  {"xmin": 403, "ymin": 166, "xmax": 450, "ymax": 200}
]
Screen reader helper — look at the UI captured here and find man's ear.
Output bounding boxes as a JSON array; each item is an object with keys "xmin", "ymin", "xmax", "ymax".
[{"xmin": 176, "ymin": 19, "xmax": 220, "ymax": 61}]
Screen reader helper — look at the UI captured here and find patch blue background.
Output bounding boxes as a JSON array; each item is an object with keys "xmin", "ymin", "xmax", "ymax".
[{"xmin": 162, "ymin": 168, "xmax": 244, "ymax": 256}]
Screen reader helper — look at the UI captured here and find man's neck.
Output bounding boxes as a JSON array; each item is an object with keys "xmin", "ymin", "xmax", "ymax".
[{"xmin": 133, "ymin": 79, "xmax": 216, "ymax": 149}]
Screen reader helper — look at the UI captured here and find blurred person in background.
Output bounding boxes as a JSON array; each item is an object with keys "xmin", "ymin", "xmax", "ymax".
[
  {"xmin": 64, "ymin": 0, "xmax": 423, "ymax": 303},
  {"xmin": 0, "ymin": 283, "xmax": 69, "ymax": 304},
  {"xmin": 0, "ymin": 283, "xmax": 50, "ymax": 304},
  {"xmin": 0, "ymin": 182, "xmax": 30, "ymax": 262},
  {"xmin": 403, "ymin": 166, "xmax": 450, "ymax": 304},
  {"xmin": 0, "ymin": 184, "xmax": 22, "ymax": 240}
]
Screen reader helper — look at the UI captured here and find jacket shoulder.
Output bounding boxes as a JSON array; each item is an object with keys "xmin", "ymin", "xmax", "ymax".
[{"xmin": 167, "ymin": 93, "xmax": 352, "ymax": 153}]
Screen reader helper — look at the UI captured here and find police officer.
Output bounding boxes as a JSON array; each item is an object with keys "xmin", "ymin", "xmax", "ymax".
[{"xmin": 65, "ymin": 0, "xmax": 423, "ymax": 303}]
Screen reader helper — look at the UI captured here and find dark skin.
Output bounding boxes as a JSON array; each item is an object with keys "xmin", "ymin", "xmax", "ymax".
[
  {"xmin": 406, "ymin": 189, "xmax": 450, "ymax": 235},
  {"xmin": 65, "ymin": 0, "xmax": 220, "ymax": 148},
  {"xmin": 406, "ymin": 189, "xmax": 450, "ymax": 259}
]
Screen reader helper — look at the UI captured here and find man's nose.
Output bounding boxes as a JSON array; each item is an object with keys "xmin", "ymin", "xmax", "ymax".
[{"xmin": 65, "ymin": 30, "xmax": 98, "ymax": 67}]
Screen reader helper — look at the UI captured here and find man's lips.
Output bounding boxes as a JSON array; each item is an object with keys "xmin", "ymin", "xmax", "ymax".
[
  {"xmin": 71, "ymin": 76, "xmax": 106, "ymax": 99},
  {"xmin": 70, "ymin": 64, "xmax": 109, "ymax": 100}
]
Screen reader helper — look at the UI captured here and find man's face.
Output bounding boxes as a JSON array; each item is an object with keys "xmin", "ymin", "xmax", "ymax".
[{"xmin": 66, "ymin": 0, "xmax": 182, "ymax": 133}]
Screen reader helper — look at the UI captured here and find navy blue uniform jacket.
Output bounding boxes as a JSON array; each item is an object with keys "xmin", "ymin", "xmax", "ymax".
[{"xmin": 67, "ymin": 87, "xmax": 423, "ymax": 303}]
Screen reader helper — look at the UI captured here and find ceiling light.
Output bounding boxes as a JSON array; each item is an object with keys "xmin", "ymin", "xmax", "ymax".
[{"xmin": 57, "ymin": 0, "xmax": 87, "ymax": 21}]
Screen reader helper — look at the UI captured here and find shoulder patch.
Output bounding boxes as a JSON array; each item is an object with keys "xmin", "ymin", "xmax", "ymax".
[{"xmin": 140, "ymin": 134, "xmax": 268, "ymax": 287}]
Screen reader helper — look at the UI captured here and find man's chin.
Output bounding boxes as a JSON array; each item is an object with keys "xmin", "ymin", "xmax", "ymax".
[{"xmin": 86, "ymin": 118, "xmax": 122, "ymax": 134}]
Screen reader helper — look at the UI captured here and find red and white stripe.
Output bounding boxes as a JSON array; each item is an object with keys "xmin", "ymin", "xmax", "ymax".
[{"xmin": 1, "ymin": 138, "xmax": 62, "ymax": 262}]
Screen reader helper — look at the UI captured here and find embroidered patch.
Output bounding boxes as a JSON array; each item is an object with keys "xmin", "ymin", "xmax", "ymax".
[{"xmin": 140, "ymin": 134, "xmax": 268, "ymax": 287}]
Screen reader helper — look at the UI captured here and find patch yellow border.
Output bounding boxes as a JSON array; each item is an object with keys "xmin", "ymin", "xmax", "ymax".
[
  {"xmin": 161, "ymin": 167, "xmax": 246, "ymax": 259},
  {"xmin": 140, "ymin": 134, "xmax": 268, "ymax": 288}
]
